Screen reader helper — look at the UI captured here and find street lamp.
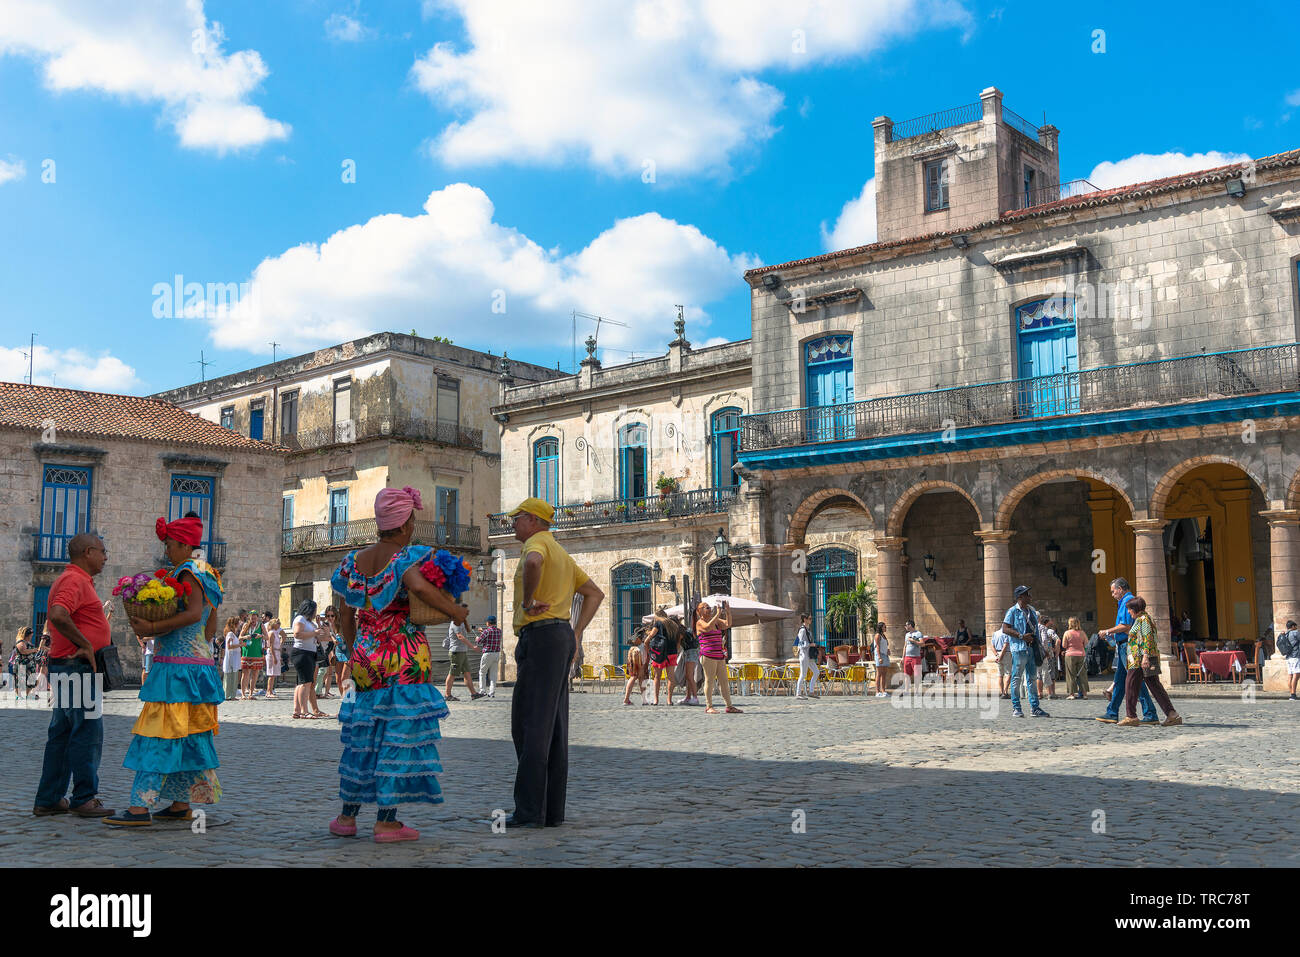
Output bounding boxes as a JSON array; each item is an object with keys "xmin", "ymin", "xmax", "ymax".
[
  {"xmin": 1046, "ymin": 540, "xmax": 1067, "ymax": 587},
  {"xmin": 922, "ymin": 552, "xmax": 937, "ymax": 580},
  {"xmin": 713, "ymin": 528, "xmax": 729, "ymax": 560}
]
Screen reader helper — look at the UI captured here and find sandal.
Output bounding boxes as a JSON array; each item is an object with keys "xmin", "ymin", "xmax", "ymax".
[
  {"xmin": 725, "ymin": 706, "xmax": 743, "ymax": 713},
  {"xmin": 311, "ymin": 712, "xmax": 331, "ymax": 718},
  {"xmin": 704, "ymin": 707, "xmax": 720, "ymax": 714},
  {"xmin": 292, "ymin": 712, "xmax": 307, "ymax": 719},
  {"xmin": 329, "ymin": 817, "xmax": 358, "ymax": 838}
]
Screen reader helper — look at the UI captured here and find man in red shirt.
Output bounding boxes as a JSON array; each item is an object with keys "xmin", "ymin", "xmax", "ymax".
[{"xmin": 33, "ymin": 532, "xmax": 115, "ymax": 818}]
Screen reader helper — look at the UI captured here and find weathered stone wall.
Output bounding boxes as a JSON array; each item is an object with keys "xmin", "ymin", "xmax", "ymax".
[
  {"xmin": 0, "ymin": 428, "xmax": 283, "ymax": 675},
  {"xmin": 900, "ymin": 490, "xmax": 984, "ymax": 636},
  {"xmin": 751, "ymin": 168, "xmax": 1300, "ymax": 416}
]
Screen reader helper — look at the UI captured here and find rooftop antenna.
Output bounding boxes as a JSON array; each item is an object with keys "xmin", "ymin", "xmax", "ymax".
[
  {"xmin": 194, "ymin": 350, "xmax": 213, "ymax": 382},
  {"xmin": 23, "ymin": 333, "xmax": 35, "ymax": 384},
  {"xmin": 270, "ymin": 341, "xmax": 280, "ymax": 364},
  {"xmin": 571, "ymin": 310, "xmax": 628, "ymax": 371}
]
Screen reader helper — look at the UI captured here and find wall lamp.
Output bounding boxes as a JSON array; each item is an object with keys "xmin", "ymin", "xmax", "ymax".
[
  {"xmin": 493, "ymin": 412, "xmax": 509, "ymax": 424},
  {"xmin": 1046, "ymin": 539, "xmax": 1067, "ymax": 587},
  {"xmin": 652, "ymin": 561, "xmax": 677, "ymax": 594},
  {"xmin": 975, "ymin": 540, "xmax": 984, "ymax": 562},
  {"xmin": 951, "ymin": 234, "xmax": 971, "ymax": 249},
  {"xmin": 762, "ymin": 274, "xmax": 781, "ymax": 291},
  {"xmin": 1225, "ymin": 179, "xmax": 1246, "ymax": 199},
  {"xmin": 922, "ymin": 552, "xmax": 937, "ymax": 580}
]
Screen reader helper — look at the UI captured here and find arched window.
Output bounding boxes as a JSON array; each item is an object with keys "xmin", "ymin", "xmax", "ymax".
[
  {"xmin": 612, "ymin": 563, "xmax": 653, "ymax": 664},
  {"xmin": 807, "ymin": 547, "xmax": 859, "ymax": 646},
  {"xmin": 618, "ymin": 422, "xmax": 648, "ymax": 500},
  {"xmin": 1015, "ymin": 297, "xmax": 1079, "ymax": 416},
  {"xmin": 804, "ymin": 335, "xmax": 853, "ymax": 441},
  {"xmin": 711, "ymin": 407, "xmax": 741, "ymax": 489},
  {"xmin": 532, "ymin": 437, "xmax": 560, "ymax": 506}
]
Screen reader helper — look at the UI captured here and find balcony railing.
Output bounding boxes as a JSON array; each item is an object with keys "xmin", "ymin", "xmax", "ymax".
[
  {"xmin": 891, "ymin": 102, "xmax": 982, "ymax": 140},
  {"xmin": 156, "ymin": 542, "xmax": 228, "ymax": 570},
  {"xmin": 1001, "ymin": 105, "xmax": 1041, "ymax": 143},
  {"xmin": 1013, "ymin": 178, "xmax": 1100, "ymax": 211},
  {"xmin": 281, "ymin": 416, "xmax": 483, "ymax": 452},
  {"xmin": 740, "ymin": 344, "xmax": 1300, "ymax": 452},
  {"xmin": 488, "ymin": 486, "xmax": 740, "ymax": 536},
  {"xmin": 32, "ymin": 533, "xmax": 76, "ymax": 564},
  {"xmin": 282, "ymin": 518, "xmax": 481, "ymax": 554}
]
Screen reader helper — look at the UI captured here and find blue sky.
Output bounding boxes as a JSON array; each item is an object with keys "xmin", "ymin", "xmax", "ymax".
[{"xmin": 1, "ymin": 0, "xmax": 1297, "ymax": 395}]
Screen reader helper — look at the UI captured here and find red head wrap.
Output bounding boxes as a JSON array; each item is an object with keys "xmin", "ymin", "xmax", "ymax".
[{"xmin": 156, "ymin": 516, "xmax": 203, "ymax": 547}]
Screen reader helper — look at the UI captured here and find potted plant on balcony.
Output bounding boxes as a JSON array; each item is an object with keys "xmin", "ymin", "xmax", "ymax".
[
  {"xmin": 614, "ymin": 503, "xmax": 627, "ymax": 513},
  {"xmin": 655, "ymin": 473, "xmax": 681, "ymax": 498}
]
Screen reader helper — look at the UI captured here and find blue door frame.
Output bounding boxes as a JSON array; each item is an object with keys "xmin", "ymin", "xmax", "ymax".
[
  {"xmin": 711, "ymin": 408, "xmax": 741, "ymax": 490},
  {"xmin": 1016, "ymin": 298, "xmax": 1079, "ymax": 417},
  {"xmin": 805, "ymin": 336, "xmax": 854, "ymax": 441},
  {"xmin": 613, "ymin": 564, "xmax": 652, "ymax": 664},
  {"xmin": 39, "ymin": 465, "xmax": 93, "ymax": 562},
  {"xmin": 618, "ymin": 424, "xmax": 648, "ymax": 500},
  {"xmin": 169, "ymin": 475, "xmax": 214, "ymax": 552},
  {"xmin": 32, "ymin": 585, "xmax": 51, "ymax": 636},
  {"xmin": 533, "ymin": 438, "xmax": 560, "ymax": 506},
  {"xmin": 329, "ymin": 488, "xmax": 349, "ymax": 546}
]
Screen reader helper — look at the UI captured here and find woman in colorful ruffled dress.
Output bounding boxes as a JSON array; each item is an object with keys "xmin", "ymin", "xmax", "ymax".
[
  {"xmin": 329, "ymin": 486, "xmax": 469, "ymax": 843},
  {"xmin": 105, "ymin": 516, "xmax": 224, "ymax": 827}
]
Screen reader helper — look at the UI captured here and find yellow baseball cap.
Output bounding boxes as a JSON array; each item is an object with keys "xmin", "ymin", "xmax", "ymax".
[{"xmin": 507, "ymin": 497, "xmax": 554, "ymax": 523}]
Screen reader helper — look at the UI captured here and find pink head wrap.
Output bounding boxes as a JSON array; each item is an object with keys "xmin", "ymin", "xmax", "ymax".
[{"xmin": 375, "ymin": 486, "xmax": 423, "ymax": 531}]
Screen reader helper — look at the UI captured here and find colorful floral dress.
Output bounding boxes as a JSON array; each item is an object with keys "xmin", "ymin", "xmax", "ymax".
[
  {"xmin": 330, "ymin": 546, "xmax": 449, "ymax": 808},
  {"xmin": 124, "ymin": 559, "xmax": 225, "ymax": 809}
]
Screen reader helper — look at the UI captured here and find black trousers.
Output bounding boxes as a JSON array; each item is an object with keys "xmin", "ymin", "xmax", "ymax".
[{"xmin": 511, "ymin": 619, "xmax": 574, "ymax": 825}]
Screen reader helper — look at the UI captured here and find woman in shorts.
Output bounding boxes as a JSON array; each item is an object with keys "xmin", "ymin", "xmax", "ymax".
[{"xmin": 644, "ymin": 611, "xmax": 679, "ymax": 706}]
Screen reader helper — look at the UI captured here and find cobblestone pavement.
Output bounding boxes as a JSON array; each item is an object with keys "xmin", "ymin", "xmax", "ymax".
[{"xmin": 3, "ymin": 683, "xmax": 1298, "ymax": 867}]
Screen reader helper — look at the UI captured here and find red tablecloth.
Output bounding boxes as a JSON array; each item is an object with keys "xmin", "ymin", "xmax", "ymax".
[{"xmin": 1196, "ymin": 650, "xmax": 1246, "ymax": 678}]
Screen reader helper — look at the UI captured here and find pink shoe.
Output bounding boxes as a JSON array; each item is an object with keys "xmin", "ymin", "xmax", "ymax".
[
  {"xmin": 373, "ymin": 824, "xmax": 419, "ymax": 843},
  {"xmin": 329, "ymin": 817, "xmax": 357, "ymax": 837}
]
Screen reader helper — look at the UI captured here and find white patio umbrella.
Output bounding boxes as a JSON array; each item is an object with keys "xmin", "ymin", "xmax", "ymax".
[{"xmin": 641, "ymin": 594, "xmax": 796, "ymax": 627}]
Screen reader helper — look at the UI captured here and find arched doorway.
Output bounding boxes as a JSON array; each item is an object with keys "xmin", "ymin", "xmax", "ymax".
[
  {"xmin": 1156, "ymin": 463, "xmax": 1270, "ymax": 645},
  {"xmin": 999, "ymin": 473, "xmax": 1136, "ymax": 632},
  {"xmin": 807, "ymin": 547, "xmax": 859, "ymax": 647},
  {"xmin": 893, "ymin": 484, "xmax": 982, "ymax": 639}
]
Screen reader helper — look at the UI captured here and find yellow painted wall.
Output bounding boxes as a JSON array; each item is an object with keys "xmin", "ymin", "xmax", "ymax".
[{"xmin": 1086, "ymin": 480, "xmax": 1135, "ymax": 630}]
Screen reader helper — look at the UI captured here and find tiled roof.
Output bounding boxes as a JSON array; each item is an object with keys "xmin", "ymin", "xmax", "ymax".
[
  {"xmin": 746, "ymin": 148, "xmax": 1300, "ymax": 279},
  {"xmin": 0, "ymin": 381, "xmax": 281, "ymax": 453}
]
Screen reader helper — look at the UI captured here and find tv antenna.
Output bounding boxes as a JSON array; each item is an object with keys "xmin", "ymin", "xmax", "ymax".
[
  {"xmin": 194, "ymin": 350, "xmax": 213, "ymax": 382},
  {"xmin": 270, "ymin": 341, "xmax": 280, "ymax": 364},
  {"xmin": 571, "ymin": 311, "xmax": 628, "ymax": 371},
  {"xmin": 22, "ymin": 333, "xmax": 36, "ymax": 384}
]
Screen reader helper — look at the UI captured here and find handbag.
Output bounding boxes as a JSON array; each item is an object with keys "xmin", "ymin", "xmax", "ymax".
[
  {"xmin": 95, "ymin": 644, "xmax": 125, "ymax": 693},
  {"xmin": 1141, "ymin": 653, "xmax": 1162, "ymax": 677}
]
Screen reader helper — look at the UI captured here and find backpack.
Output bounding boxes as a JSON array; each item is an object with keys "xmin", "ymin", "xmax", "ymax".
[
  {"xmin": 1279, "ymin": 630, "xmax": 1298, "ymax": 658},
  {"xmin": 648, "ymin": 634, "xmax": 670, "ymax": 663}
]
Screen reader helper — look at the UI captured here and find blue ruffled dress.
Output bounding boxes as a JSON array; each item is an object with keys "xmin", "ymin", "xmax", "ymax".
[
  {"xmin": 330, "ymin": 546, "xmax": 450, "ymax": 807},
  {"xmin": 124, "ymin": 560, "xmax": 225, "ymax": 809}
]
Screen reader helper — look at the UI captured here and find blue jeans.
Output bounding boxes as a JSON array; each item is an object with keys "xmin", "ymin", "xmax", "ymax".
[
  {"xmin": 34, "ymin": 661, "xmax": 103, "ymax": 808},
  {"xmin": 1010, "ymin": 650, "xmax": 1040, "ymax": 712},
  {"xmin": 1105, "ymin": 645, "xmax": 1157, "ymax": 720}
]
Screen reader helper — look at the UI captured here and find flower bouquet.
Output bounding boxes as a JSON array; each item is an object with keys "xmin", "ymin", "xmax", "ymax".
[
  {"xmin": 113, "ymin": 569, "xmax": 191, "ymax": 622},
  {"xmin": 409, "ymin": 549, "xmax": 472, "ymax": 626}
]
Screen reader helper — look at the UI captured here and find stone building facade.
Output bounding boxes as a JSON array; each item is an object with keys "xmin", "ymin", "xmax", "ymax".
[
  {"xmin": 0, "ymin": 383, "xmax": 283, "ymax": 675},
  {"xmin": 487, "ymin": 329, "xmax": 753, "ymax": 675},
  {"xmin": 155, "ymin": 333, "xmax": 563, "ymax": 647},
  {"xmin": 735, "ymin": 87, "xmax": 1300, "ymax": 687}
]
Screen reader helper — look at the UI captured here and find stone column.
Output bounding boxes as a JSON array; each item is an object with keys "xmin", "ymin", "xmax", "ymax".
[
  {"xmin": 1261, "ymin": 509, "xmax": 1300, "ymax": 691},
  {"xmin": 747, "ymin": 544, "xmax": 782, "ymax": 663},
  {"xmin": 873, "ymin": 536, "xmax": 907, "ymax": 660},
  {"xmin": 1126, "ymin": 518, "xmax": 1177, "ymax": 680},
  {"xmin": 973, "ymin": 530, "xmax": 1013, "ymax": 691}
]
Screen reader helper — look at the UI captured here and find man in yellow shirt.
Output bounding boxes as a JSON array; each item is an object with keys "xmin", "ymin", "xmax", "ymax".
[{"xmin": 506, "ymin": 498, "xmax": 603, "ymax": 828}]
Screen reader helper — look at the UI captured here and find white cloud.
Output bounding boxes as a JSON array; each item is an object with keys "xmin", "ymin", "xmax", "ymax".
[
  {"xmin": 1086, "ymin": 151, "xmax": 1251, "ymax": 191},
  {"xmin": 0, "ymin": 0, "xmax": 289, "ymax": 154},
  {"xmin": 1286, "ymin": 89, "xmax": 1300, "ymax": 108},
  {"xmin": 325, "ymin": 13, "xmax": 373, "ymax": 43},
  {"xmin": 0, "ymin": 155, "xmax": 25, "ymax": 184},
  {"xmin": 205, "ymin": 183, "xmax": 759, "ymax": 360},
  {"xmin": 820, "ymin": 177, "xmax": 877, "ymax": 251},
  {"xmin": 0, "ymin": 345, "xmax": 141, "ymax": 391},
  {"xmin": 412, "ymin": 0, "xmax": 968, "ymax": 177}
]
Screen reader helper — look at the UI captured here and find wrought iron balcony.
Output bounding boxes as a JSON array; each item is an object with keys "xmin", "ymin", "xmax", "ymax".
[
  {"xmin": 488, "ymin": 486, "xmax": 740, "ymax": 536},
  {"xmin": 282, "ymin": 518, "xmax": 481, "ymax": 554},
  {"xmin": 155, "ymin": 542, "xmax": 228, "ymax": 570},
  {"xmin": 741, "ymin": 344, "xmax": 1300, "ymax": 452},
  {"xmin": 32, "ymin": 533, "xmax": 76, "ymax": 565},
  {"xmin": 890, "ymin": 102, "xmax": 982, "ymax": 140},
  {"xmin": 1012, "ymin": 178, "xmax": 1100, "ymax": 211},
  {"xmin": 281, "ymin": 416, "xmax": 484, "ymax": 452}
]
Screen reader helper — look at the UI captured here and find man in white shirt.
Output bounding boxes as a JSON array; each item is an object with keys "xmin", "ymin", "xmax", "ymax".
[
  {"xmin": 990, "ymin": 628, "xmax": 1012, "ymax": 699},
  {"xmin": 444, "ymin": 619, "xmax": 485, "ymax": 702}
]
